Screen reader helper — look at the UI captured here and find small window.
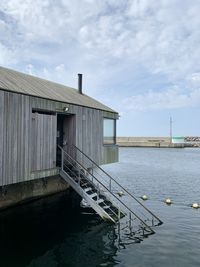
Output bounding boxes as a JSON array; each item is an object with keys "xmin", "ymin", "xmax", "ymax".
[{"xmin": 103, "ymin": 118, "xmax": 116, "ymax": 145}]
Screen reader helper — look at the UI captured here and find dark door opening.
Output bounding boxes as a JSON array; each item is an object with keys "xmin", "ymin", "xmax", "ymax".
[
  {"xmin": 57, "ymin": 115, "xmax": 64, "ymax": 148},
  {"xmin": 56, "ymin": 114, "xmax": 76, "ymax": 166}
]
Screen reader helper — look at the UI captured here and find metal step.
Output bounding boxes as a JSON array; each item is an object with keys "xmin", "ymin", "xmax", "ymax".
[
  {"xmin": 89, "ymin": 193, "xmax": 98, "ymax": 198},
  {"xmin": 102, "ymin": 205, "xmax": 110, "ymax": 210},
  {"xmin": 96, "ymin": 199, "xmax": 104, "ymax": 204},
  {"xmin": 84, "ymin": 187, "xmax": 92, "ymax": 193},
  {"xmin": 60, "ymin": 170, "xmax": 116, "ymax": 223},
  {"xmin": 58, "ymin": 145, "xmax": 162, "ymax": 233}
]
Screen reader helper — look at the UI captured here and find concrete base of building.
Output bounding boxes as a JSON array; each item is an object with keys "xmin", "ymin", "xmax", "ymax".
[{"xmin": 0, "ymin": 175, "xmax": 70, "ymax": 210}]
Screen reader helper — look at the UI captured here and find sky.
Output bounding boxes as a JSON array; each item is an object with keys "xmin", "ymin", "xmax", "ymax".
[{"xmin": 0, "ymin": 0, "xmax": 200, "ymax": 137}]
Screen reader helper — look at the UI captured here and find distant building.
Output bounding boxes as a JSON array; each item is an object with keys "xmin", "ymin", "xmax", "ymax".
[{"xmin": 171, "ymin": 136, "xmax": 185, "ymax": 144}]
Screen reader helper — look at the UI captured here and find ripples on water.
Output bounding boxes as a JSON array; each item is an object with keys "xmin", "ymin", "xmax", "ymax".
[{"xmin": 1, "ymin": 148, "xmax": 200, "ymax": 267}]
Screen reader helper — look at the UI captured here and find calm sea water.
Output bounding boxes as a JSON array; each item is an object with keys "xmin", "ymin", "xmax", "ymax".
[{"xmin": 1, "ymin": 147, "xmax": 200, "ymax": 267}]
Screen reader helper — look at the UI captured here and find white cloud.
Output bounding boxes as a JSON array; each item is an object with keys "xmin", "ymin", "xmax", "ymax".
[
  {"xmin": 188, "ymin": 73, "xmax": 200, "ymax": 84},
  {"xmin": 123, "ymin": 86, "xmax": 200, "ymax": 111},
  {"xmin": 0, "ymin": 43, "xmax": 14, "ymax": 65},
  {"xmin": 26, "ymin": 63, "xmax": 34, "ymax": 75},
  {"xmin": 0, "ymin": 0, "xmax": 200, "ymax": 110},
  {"xmin": 1, "ymin": 1, "xmax": 199, "ymax": 69}
]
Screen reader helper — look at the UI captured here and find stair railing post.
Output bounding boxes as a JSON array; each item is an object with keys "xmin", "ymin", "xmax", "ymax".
[
  {"xmin": 117, "ymin": 220, "xmax": 121, "ymax": 246},
  {"xmin": 61, "ymin": 149, "xmax": 64, "ymax": 171},
  {"xmin": 118, "ymin": 205, "xmax": 121, "ymax": 221},
  {"xmin": 89, "ymin": 167, "xmax": 93, "ymax": 183},
  {"xmin": 109, "ymin": 178, "xmax": 111, "ymax": 192},
  {"xmin": 97, "ymin": 183, "xmax": 99, "ymax": 200},
  {"xmin": 152, "ymin": 216, "xmax": 154, "ymax": 227},
  {"xmin": 88, "ymin": 168, "xmax": 93, "ymax": 183},
  {"xmin": 142, "ymin": 226, "xmax": 145, "ymax": 236},
  {"xmin": 78, "ymin": 169, "xmax": 80, "ymax": 186},
  {"xmin": 129, "ymin": 212, "xmax": 132, "ymax": 234}
]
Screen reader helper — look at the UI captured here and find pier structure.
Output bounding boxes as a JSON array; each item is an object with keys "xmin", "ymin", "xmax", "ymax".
[
  {"xmin": 117, "ymin": 137, "xmax": 200, "ymax": 148},
  {"xmin": 117, "ymin": 137, "xmax": 184, "ymax": 148}
]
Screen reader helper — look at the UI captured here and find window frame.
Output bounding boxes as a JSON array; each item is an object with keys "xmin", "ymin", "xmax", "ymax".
[{"xmin": 103, "ymin": 118, "xmax": 117, "ymax": 145}]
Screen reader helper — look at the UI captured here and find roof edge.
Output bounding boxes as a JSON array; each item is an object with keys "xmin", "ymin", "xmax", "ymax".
[{"xmin": 0, "ymin": 86, "xmax": 118, "ymax": 114}]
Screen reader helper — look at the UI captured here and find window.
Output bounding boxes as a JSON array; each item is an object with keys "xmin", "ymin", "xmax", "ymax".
[{"xmin": 103, "ymin": 118, "xmax": 116, "ymax": 145}]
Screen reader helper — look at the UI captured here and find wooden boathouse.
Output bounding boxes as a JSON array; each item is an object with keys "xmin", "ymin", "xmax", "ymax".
[
  {"xmin": 0, "ymin": 66, "xmax": 163, "ymax": 230},
  {"xmin": 0, "ymin": 66, "xmax": 118, "ymax": 209}
]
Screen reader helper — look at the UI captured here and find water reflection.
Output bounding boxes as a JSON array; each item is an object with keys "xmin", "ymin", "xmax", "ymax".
[
  {"xmin": 0, "ymin": 191, "xmax": 119, "ymax": 267},
  {"xmin": 2, "ymin": 148, "xmax": 200, "ymax": 267}
]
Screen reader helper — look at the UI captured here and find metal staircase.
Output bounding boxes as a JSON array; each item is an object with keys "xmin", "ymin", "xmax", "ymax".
[{"xmin": 58, "ymin": 145, "xmax": 163, "ymax": 236}]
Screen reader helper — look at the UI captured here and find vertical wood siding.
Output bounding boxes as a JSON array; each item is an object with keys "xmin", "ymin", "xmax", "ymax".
[
  {"xmin": 31, "ymin": 113, "xmax": 56, "ymax": 171},
  {"xmin": 0, "ymin": 92, "xmax": 30, "ymax": 186},
  {"xmin": 0, "ymin": 91, "xmax": 4, "ymax": 184},
  {"xmin": 0, "ymin": 91, "xmax": 118, "ymax": 186}
]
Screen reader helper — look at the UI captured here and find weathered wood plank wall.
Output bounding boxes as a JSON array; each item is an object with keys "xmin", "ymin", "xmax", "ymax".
[
  {"xmin": 31, "ymin": 113, "xmax": 56, "ymax": 171},
  {"xmin": 0, "ymin": 91, "xmax": 118, "ymax": 186},
  {"xmin": 0, "ymin": 91, "xmax": 30, "ymax": 186},
  {"xmin": 0, "ymin": 91, "xmax": 4, "ymax": 183}
]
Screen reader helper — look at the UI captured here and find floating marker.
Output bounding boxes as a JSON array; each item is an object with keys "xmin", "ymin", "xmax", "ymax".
[
  {"xmin": 117, "ymin": 191, "xmax": 124, "ymax": 197},
  {"xmin": 165, "ymin": 198, "xmax": 172, "ymax": 205},
  {"xmin": 192, "ymin": 203, "xmax": 199, "ymax": 209},
  {"xmin": 141, "ymin": 195, "xmax": 148, "ymax": 200}
]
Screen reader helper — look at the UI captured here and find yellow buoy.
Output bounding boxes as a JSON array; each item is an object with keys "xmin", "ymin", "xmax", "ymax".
[
  {"xmin": 117, "ymin": 191, "xmax": 124, "ymax": 197},
  {"xmin": 192, "ymin": 203, "xmax": 199, "ymax": 209},
  {"xmin": 165, "ymin": 198, "xmax": 172, "ymax": 205},
  {"xmin": 141, "ymin": 195, "xmax": 148, "ymax": 200}
]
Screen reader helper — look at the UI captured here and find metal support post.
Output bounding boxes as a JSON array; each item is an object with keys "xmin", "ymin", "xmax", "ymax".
[
  {"xmin": 109, "ymin": 178, "xmax": 112, "ymax": 191},
  {"xmin": 61, "ymin": 149, "xmax": 64, "ymax": 170},
  {"xmin": 129, "ymin": 212, "xmax": 132, "ymax": 234},
  {"xmin": 118, "ymin": 206, "xmax": 121, "ymax": 221},
  {"xmin": 152, "ymin": 216, "xmax": 154, "ymax": 227},
  {"xmin": 78, "ymin": 169, "xmax": 80, "ymax": 185}
]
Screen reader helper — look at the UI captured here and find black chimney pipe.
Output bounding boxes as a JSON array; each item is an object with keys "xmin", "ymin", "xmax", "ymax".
[{"xmin": 78, "ymin": 73, "xmax": 82, "ymax": 94}]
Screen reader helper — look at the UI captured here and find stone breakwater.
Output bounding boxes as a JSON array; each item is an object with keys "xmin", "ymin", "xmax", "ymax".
[
  {"xmin": 185, "ymin": 137, "xmax": 200, "ymax": 147},
  {"xmin": 117, "ymin": 137, "xmax": 184, "ymax": 148}
]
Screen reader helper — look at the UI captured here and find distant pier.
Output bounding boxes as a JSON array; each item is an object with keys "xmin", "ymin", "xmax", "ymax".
[{"xmin": 117, "ymin": 137, "xmax": 184, "ymax": 148}]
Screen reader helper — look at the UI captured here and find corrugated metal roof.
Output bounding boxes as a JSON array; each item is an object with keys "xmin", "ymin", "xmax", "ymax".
[{"xmin": 0, "ymin": 66, "xmax": 116, "ymax": 113}]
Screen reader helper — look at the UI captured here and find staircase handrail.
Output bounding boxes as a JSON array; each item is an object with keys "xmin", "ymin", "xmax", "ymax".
[
  {"xmin": 60, "ymin": 151, "xmax": 119, "ymax": 220},
  {"xmin": 58, "ymin": 145, "xmax": 155, "ymax": 233},
  {"xmin": 72, "ymin": 144, "xmax": 163, "ymax": 224}
]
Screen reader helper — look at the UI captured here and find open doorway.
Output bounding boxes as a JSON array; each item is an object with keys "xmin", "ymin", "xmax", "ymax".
[{"xmin": 56, "ymin": 114, "xmax": 76, "ymax": 166}]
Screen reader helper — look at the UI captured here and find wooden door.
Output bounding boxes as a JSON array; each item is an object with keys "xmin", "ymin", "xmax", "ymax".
[{"xmin": 31, "ymin": 113, "xmax": 57, "ymax": 171}]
